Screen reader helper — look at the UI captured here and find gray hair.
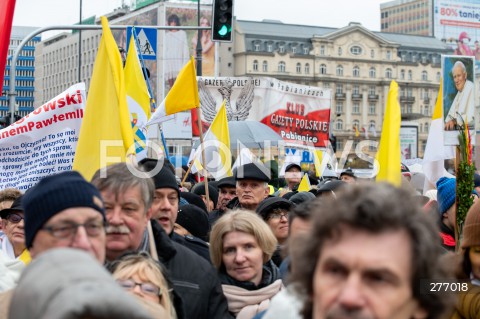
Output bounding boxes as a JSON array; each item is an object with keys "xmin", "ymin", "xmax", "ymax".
[
  {"xmin": 452, "ymin": 60, "xmax": 466, "ymax": 73},
  {"xmin": 91, "ymin": 163, "xmax": 154, "ymax": 213}
]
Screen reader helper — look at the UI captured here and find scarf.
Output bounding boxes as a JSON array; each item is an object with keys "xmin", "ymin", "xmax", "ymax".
[
  {"xmin": 222, "ymin": 280, "xmax": 283, "ymax": 319},
  {"xmin": 219, "ymin": 260, "xmax": 280, "ymax": 290}
]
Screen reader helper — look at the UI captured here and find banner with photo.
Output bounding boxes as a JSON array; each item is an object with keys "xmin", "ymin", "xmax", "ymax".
[
  {"xmin": 442, "ymin": 55, "xmax": 475, "ymax": 145},
  {"xmin": 192, "ymin": 77, "xmax": 332, "ymax": 148},
  {"xmin": 0, "ymin": 83, "xmax": 85, "ymax": 190}
]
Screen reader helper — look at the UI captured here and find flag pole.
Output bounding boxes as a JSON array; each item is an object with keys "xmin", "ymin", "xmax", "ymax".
[
  {"xmin": 132, "ymin": 26, "xmax": 170, "ymax": 159},
  {"xmin": 181, "ymin": 159, "xmax": 194, "ymax": 187},
  {"xmin": 196, "ymin": 107, "xmax": 210, "ymax": 208}
]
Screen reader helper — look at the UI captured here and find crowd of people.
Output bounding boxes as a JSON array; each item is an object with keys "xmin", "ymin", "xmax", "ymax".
[{"xmin": 0, "ymin": 158, "xmax": 479, "ymax": 318}]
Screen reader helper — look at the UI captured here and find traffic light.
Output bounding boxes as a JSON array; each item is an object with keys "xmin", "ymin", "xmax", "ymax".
[{"xmin": 212, "ymin": 0, "xmax": 233, "ymax": 42}]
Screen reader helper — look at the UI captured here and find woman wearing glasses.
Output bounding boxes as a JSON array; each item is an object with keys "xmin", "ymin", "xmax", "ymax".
[
  {"xmin": 256, "ymin": 197, "xmax": 294, "ymax": 267},
  {"xmin": 0, "ymin": 195, "xmax": 30, "ymax": 264},
  {"xmin": 110, "ymin": 252, "xmax": 178, "ymax": 319},
  {"xmin": 210, "ymin": 210, "xmax": 283, "ymax": 318}
]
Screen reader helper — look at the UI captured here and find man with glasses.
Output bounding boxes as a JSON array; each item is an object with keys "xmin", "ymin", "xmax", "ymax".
[
  {"xmin": 0, "ymin": 171, "xmax": 107, "ymax": 318},
  {"xmin": 22, "ymin": 171, "xmax": 107, "ymax": 264}
]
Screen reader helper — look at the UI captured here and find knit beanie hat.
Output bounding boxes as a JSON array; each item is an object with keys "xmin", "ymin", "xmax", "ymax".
[
  {"xmin": 140, "ymin": 159, "xmax": 179, "ymax": 196},
  {"xmin": 176, "ymin": 204, "xmax": 210, "ymax": 242},
  {"xmin": 461, "ymin": 199, "xmax": 480, "ymax": 248},
  {"xmin": 436, "ymin": 177, "xmax": 456, "ymax": 215},
  {"xmin": 22, "ymin": 171, "xmax": 105, "ymax": 248}
]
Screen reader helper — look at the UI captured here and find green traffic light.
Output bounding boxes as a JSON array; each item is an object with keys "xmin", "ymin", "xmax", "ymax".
[{"xmin": 218, "ymin": 25, "xmax": 228, "ymax": 36}]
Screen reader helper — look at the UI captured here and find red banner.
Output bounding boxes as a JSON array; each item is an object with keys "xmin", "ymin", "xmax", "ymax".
[{"xmin": 0, "ymin": 0, "xmax": 16, "ymax": 88}]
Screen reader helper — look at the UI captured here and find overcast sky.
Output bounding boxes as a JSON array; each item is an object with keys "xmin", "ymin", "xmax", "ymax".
[{"xmin": 12, "ymin": 0, "xmax": 387, "ymax": 33}]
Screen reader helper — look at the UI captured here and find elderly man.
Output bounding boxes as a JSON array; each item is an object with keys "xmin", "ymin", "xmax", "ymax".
[
  {"xmin": 445, "ymin": 60, "xmax": 474, "ymax": 131},
  {"xmin": 288, "ymin": 182, "xmax": 453, "ymax": 319},
  {"xmin": 0, "ymin": 171, "xmax": 108, "ymax": 318},
  {"xmin": 91, "ymin": 162, "xmax": 232, "ymax": 319},
  {"xmin": 226, "ymin": 162, "xmax": 270, "ymax": 211}
]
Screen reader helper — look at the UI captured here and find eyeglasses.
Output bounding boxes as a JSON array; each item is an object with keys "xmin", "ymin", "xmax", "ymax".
[
  {"xmin": 41, "ymin": 221, "xmax": 106, "ymax": 239},
  {"xmin": 268, "ymin": 211, "xmax": 289, "ymax": 220},
  {"xmin": 116, "ymin": 279, "xmax": 161, "ymax": 296},
  {"xmin": 5, "ymin": 213, "xmax": 24, "ymax": 224}
]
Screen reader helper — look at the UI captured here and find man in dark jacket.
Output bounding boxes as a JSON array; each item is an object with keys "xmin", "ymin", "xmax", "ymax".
[
  {"xmin": 209, "ymin": 176, "xmax": 236, "ymax": 226},
  {"xmin": 226, "ymin": 162, "xmax": 270, "ymax": 211},
  {"xmin": 139, "ymin": 159, "xmax": 211, "ymax": 262},
  {"xmin": 91, "ymin": 162, "xmax": 232, "ymax": 319}
]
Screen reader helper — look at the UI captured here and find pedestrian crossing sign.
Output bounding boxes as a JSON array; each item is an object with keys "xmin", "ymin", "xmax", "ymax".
[{"xmin": 126, "ymin": 27, "xmax": 157, "ymax": 60}]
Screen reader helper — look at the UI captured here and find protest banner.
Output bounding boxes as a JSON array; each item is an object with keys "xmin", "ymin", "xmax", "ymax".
[
  {"xmin": 0, "ymin": 83, "xmax": 85, "ymax": 190},
  {"xmin": 192, "ymin": 77, "xmax": 331, "ymax": 148}
]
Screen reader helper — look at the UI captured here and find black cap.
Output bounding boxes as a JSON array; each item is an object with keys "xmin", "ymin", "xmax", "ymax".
[
  {"xmin": 285, "ymin": 163, "xmax": 301, "ymax": 172},
  {"xmin": 0, "ymin": 195, "xmax": 23, "ymax": 218},
  {"xmin": 256, "ymin": 197, "xmax": 294, "ymax": 220},
  {"xmin": 191, "ymin": 182, "xmax": 219, "ymax": 209},
  {"xmin": 316, "ymin": 180, "xmax": 346, "ymax": 195},
  {"xmin": 180, "ymin": 192, "xmax": 208, "ymax": 213},
  {"xmin": 234, "ymin": 162, "xmax": 270, "ymax": 182},
  {"xmin": 340, "ymin": 168, "xmax": 356, "ymax": 179},
  {"xmin": 176, "ymin": 204, "xmax": 210, "ymax": 242},
  {"xmin": 140, "ymin": 159, "xmax": 179, "ymax": 196},
  {"xmin": 216, "ymin": 176, "xmax": 236, "ymax": 189}
]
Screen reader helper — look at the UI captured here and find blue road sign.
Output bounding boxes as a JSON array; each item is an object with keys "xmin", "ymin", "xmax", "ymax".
[{"xmin": 126, "ymin": 27, "xmax": 157, "ymax": 60}]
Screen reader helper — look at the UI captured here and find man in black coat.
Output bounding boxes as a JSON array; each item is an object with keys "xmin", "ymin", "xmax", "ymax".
[{"xmin": 91, "ymin": 162, "xmax": 232, "ymax": 319}]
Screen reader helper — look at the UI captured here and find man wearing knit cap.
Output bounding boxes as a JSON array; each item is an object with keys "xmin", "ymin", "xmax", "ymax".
[
  {"xmin": 436, "ymin": 177, "xmax": 457, "ymax": 251},
  {"xmin": 208, "ymin": 176, "xmax": 236, "ymax": 227},
  {"xmin": 226, "ymin": 162, "xmax": 270, "ymax": 211},
  {"xmin": 0, "ymin": 172, "xmax": 107, "ymax": 318},
  {"xmin": 23, "ymin": 171, "xmax": 107, "ymax": 263},
  {"xmin": 91, "ymin": 162, "xmax": 232, "ymax": 319}
]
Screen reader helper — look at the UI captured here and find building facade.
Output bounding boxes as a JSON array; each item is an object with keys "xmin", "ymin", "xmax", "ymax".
[
  {"xmin": 380, "ymin": 0, "xmax": 434, "ymax": 36},
  {"xmin": 228, "ymin": 20, "xmax": 452, "ymax": 158},
  {"xmin": 1, "ymin": 26, "xmax": 40, "ymax": 118}
]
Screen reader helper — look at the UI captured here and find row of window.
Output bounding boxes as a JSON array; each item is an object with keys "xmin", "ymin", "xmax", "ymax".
[
  {"xmin": 335, "ymin": 120, "xmax": 376, "ymax": 131},
  {"xmin": 3, "ymin": 70, "xmax": 34, "ymax": 77},
  {"xmin": 319, "ymin": 45, "xmax": 393, "ymax": 60},
  {"xmin": 252, "ymin": 42, "xmax": 310, "ymax": 55},
  {"xmin": 6, "ymin": 59, "xmax": 34, "ymax": 67},
  {"xmin": 335, "ymin": 102, "xmax": 377, "ymax": 115}
]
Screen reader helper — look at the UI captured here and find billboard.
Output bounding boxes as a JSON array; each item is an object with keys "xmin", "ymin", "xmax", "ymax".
[
  {"xmin": 192, "ymin": 77, "xmax": 332, "ymax": 148},
  {"xmin": 400, "ymin": 125, "xmax": 418, "ymax": 160},
  {"xmin": 434, "ymin": 0, "xmax": 480, "ymax": 66},
  {"xmin": 442, "ymin": 55, "xmax": 475, "ymax": 145}
]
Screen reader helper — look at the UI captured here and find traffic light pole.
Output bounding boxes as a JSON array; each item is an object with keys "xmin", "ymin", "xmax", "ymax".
[
  {"xmin": 7, "ymin": 24, "xmax": 209, "ymax": 124},
  {"xmin": 196, "ymin": 0, "xmax": 203, "ymax": 76}
]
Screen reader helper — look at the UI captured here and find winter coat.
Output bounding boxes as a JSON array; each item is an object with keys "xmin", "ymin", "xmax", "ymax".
[
  {"xmin": 151, "ymin": 220, "xmax": 233, "ymax": 319},
  {"xmin": 450, "ymin": 284, "xmax": 480, "ymax": 319}
]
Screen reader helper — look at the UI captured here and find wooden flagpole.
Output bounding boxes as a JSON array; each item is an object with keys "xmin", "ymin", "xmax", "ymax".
[{"xmin": 196, "ymin": 107, "xmax": 210, "ymax": 208}]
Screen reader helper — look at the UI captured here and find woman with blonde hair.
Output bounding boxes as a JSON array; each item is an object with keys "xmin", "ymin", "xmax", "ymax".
[
  {"xmin": 210, "ymin": 209, "xmax": 282, "ymax": 318},
  {"xmin": 109, "ymin": 252, "xmax": 178, "ymax": 319}
]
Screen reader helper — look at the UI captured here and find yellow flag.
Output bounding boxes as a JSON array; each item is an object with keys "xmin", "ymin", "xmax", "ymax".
[
  {"xmin": 73, "ymin": 16, "xmax": 135, "ymax": 180},
  {"xmin": 313, "ymin": 149, "xmax": 323, "ymax": 177},
  {"xmin": 125, "ymin": 35, "xmax": 151, "ymax": 159},
  {"xmin": 375, "ymin": 81, "xmax": 401, "ymax": 186},
  {"xmin": 297, "ymin": 173, "xmax": 311, "ymax": 192},
  {"xmin": 191, "ymin": 100, "xmax": 232, "ymax": 178},
  {"xmin": 147, "ymin": 56, "xmax": 199, "ymax": 125}
]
